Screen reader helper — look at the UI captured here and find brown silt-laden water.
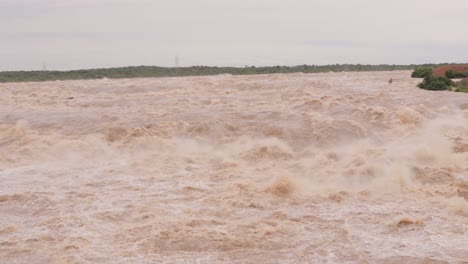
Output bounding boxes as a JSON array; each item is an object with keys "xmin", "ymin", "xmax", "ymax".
[{"xmin": 1, "ymin": 71, "xmax": 467, "ymax": 263}]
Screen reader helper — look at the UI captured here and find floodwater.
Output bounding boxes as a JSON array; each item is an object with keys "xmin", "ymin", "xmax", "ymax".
[{"xmin": 0, "ymin": 71, "xmax": 467, "ymax": 263}]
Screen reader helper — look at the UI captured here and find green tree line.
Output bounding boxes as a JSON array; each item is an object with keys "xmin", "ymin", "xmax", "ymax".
[{"xmin": 0, "ymin": 64, "xmax": 440, "ymax": 83}]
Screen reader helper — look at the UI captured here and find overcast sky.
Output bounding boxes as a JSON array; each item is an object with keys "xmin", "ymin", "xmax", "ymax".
[{"xmin": 1, "ymin": 0, "xmax": 468, "ymax": 71}]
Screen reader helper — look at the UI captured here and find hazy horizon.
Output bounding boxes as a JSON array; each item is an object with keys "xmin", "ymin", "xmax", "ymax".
[{"xmin": 2, "ymin": 0, "xmax": 468, "ymax": 71}]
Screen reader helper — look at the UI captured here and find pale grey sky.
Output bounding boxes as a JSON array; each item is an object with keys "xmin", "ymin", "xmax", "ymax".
[{"xmin": 1, "ymin": 0, "xmax": 468, "ymax": 70}]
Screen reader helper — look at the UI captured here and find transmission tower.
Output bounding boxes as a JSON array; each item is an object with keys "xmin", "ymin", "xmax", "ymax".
[
  {"xmin": 42, "ymin": 60, "xmax": 47, "ymax": 71},
  {"xmin": 175, "ymin": 55, "xmax": 180, "ymax": 68}
]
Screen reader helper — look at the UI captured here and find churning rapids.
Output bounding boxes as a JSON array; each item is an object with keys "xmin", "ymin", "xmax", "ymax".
[{"xmin": 1, "ymin": 71, "xmax": 467, "ymax": 263}]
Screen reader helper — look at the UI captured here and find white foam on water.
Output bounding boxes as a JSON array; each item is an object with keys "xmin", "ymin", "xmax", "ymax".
[{"xmin": 0, "ymin": 71, "xmax": 467, "ymax": 263}]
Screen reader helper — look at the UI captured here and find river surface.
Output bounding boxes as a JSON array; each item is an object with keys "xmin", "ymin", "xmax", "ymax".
[{"xmin": 1, "ymin": 71, "xmax": 467, "ymax": 263}]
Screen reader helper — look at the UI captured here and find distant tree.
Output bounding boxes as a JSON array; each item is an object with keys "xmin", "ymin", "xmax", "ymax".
[
  {"xmin": 411, "ymin": 68, "xmax": 433, "ymax": 78},
  {"xmin": 445, "ymin": 69, "xmax": 468, "ymax": 79},
  {"xmin": 0, "ymin": 64, "xmax": 441, "ymax": 83}
]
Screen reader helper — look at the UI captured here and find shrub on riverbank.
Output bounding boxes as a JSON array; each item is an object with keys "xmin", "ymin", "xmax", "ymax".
[
  {"xmin": 411, "ymin": 68, "xmax": 433, "ymax": 78},
  {"xmin": 417, "ymin": 76, "xmax": 453, "ymax": 91}
]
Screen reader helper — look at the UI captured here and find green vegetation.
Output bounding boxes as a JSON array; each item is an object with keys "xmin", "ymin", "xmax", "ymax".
[
  {"xmin": 454, "ymin": 87, "xmax": 468, "ymax": 92},
  {"xmin": 454, "ymin": 79, "xmax": 468, "ymax": 93},
  {"xmin": 417, "ymin": 76, "xmax": 454, "ymax": 91},
  {"xmin": 0, "ymin": 64, "xmax": 439, "ymax": 83},
  {"xmin": 445, "ymin": 69, "xmax": 468, "ymax": 79},
  {"xmin": 411, "ymin": 68, "xmax": 433, "ymax": 78},
  {"xmin": 411, "ymin": 65, "xmax": 468, "ymax": 93}
]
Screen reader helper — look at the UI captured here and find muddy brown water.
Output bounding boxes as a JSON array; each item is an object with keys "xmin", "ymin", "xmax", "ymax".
[{"xmin": 0, "ymin": 71, "xmax": 467, "ymax": 263}]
